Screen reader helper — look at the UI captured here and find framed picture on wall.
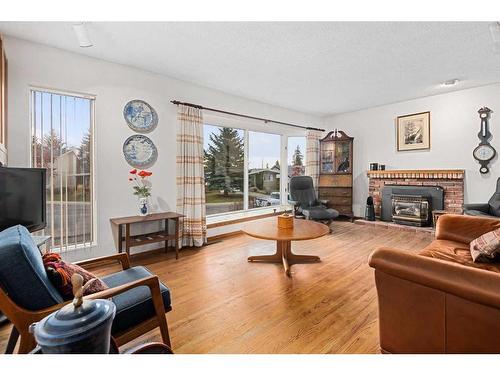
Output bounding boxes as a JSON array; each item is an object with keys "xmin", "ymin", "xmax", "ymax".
[{"xmin": 396, "ymin": 111, "xmax": 430, "ymax": 151}]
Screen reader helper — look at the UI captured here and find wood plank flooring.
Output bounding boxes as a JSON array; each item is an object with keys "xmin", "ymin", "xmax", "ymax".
[{"xmin": 0, "ymin": 221, "xmax": 433, "ymax": 354}]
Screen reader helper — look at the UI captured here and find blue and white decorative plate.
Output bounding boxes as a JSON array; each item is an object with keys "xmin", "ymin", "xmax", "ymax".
[
  {"xmin": 123, "ymin": 135, "xmax": 158, "ymax": 168},
  {"xmin": 123, "ymin": 99, "xmax": 158, "ymax": 133}
]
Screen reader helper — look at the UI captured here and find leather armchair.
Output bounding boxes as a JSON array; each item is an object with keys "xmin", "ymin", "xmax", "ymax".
[
  {"xmin": 289, "ymin": 176, "xmax": 339, "ymax": 223},
  {"xmin": 464, "ymin": 177, "xmax": 500, "ymax": 218},
  {"xmin": 369, "ymin": 214, "xmax": 500, "ymax": 353}
]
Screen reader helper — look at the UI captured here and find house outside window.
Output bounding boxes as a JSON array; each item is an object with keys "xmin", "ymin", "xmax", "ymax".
[{"xmin": 30, "ymin": 88, "xmax": 95, "ymax": 251}]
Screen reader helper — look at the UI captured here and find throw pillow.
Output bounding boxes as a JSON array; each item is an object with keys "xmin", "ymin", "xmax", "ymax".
[
  {"xmin": 470, "ymin": 228, "xmax": 500, "ymax": 263},
  {"xmin": 42, "ymin": 253, "xmax": 108, "ymax": 300}
]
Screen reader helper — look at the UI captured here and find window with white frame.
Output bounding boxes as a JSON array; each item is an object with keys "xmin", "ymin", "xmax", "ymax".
[
  {"xmin": 30, "ymin": 88, "xmax": 95, "ymax": 250},
  {"xmin": 248, "ymin": 131, "xmax": 281, "ymax": 209},
  {"xmin": 204, "ymin": 120, "xmax": 304, "ymax": 217}
]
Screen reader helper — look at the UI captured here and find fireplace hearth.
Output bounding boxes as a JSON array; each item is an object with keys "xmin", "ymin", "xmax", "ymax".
[{"xmin": 391, "ymin": 194, "xmax": 430, "ymax": 227}]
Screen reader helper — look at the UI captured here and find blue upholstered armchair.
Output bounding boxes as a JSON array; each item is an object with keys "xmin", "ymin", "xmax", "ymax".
[
  {"xmin": 289, "ymin": 175, "xmax": 339, "ymax": 224},
  {"xmin": 0, "ymin": 225, "xmax": 172, "ymax": 354}
]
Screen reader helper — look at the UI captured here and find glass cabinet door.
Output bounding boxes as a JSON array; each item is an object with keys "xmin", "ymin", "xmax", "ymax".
[
  {"xmin": 334, "ymin": 141, "xmax": 352, "ymax": 174},
  {"xmin": 320, "ymin": 142, "xmax": 335, "ymax": 174}
]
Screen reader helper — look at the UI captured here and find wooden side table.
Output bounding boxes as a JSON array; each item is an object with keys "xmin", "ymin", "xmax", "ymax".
[{"xmin": 110, "ymin": 212, "xmax": 184, "ymax": 258}]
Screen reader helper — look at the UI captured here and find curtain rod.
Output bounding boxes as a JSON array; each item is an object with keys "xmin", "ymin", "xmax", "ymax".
[{"xmin": 170, "ymin": 100, "xmax": 325, "ymax": 132}]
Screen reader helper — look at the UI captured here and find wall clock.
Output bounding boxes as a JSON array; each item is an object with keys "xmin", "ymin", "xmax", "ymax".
[{"xmin": 473, "ymin": 107, "xmax": 496, "ymax": 174}]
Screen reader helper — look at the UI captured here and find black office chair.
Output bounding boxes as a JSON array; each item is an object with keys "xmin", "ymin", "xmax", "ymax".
[
  {"xmin": 289, "ymin": 176, "xmax": 339, "ymax": 225},
  {"xmin": 464, "ymin": 177, "xmax": 500, "ymax": 218}
]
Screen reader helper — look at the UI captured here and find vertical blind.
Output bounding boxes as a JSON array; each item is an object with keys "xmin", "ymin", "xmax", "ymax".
[{"xmin": 31, "ymin": 89, "xmax": 95, "ymax": 251}]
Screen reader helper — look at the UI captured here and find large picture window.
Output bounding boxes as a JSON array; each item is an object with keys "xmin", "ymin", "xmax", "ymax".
[
  {"xmin": 203, "ymin": 124, "xmax": 244, "ymax": 215},
  {"xmin": 203, "ymin": 122, "xmax": 306, "ymax": 217},
  {"xmin": 248, "ymin": 131, "xmax": 281, "ymax": 209},
  {"xmin": 31, "ymin": 89, "xmax": 95, "ymax": 250}
]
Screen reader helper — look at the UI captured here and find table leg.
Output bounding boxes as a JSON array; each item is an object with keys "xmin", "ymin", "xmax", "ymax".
[
  {"xmin": 125, "ymin": 223, "xmax": 130, "ymax": 256},
  {"xmin": 248, "ymin": 240, "xmax": 320, "ymax": 277},
  {"xmin": 247, "ymin": 240, "xmax": 283, "ymax": 263},
  {"xmin": 286, "ymin": 251, "xmax": 320, "ymax": 264},
  {"xmin": 174, "ymin": 218, "xmax": 180, "ymax": 260},
  {"xmin": 118, "ymin": 224, "xmax": 123, "ymax": 253},
  {"xmin": 164, "ymin": 219, "xmax": 168, "ymax": 254},
  {"xmin": 280, "ymin": 241, "xmax": 291, "ymax": 277}
]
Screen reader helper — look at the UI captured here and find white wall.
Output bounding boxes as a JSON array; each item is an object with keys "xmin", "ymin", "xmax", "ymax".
[
  {"xmin": 324, "ymin": 84, "xmax": 500, "ymax": 217},
  {"xmin": 4, "ymin": 36, "xmax": 322, "ymax": 261}
]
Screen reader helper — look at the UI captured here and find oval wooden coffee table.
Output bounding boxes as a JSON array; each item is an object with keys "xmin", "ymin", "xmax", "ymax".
[{"xmin": 243, "ymin": 217, "xmax": 330, "ymax": 277}]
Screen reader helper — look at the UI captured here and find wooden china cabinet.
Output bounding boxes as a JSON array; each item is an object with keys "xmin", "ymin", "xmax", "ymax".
[{"xmin": 318, "ymin": 130, "xmax": 354, "ymax": 221}]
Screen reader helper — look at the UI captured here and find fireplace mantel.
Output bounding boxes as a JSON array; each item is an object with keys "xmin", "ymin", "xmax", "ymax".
[{"xmin": 367, "ymin": 169, "xmax": 464, "ymax": 180}]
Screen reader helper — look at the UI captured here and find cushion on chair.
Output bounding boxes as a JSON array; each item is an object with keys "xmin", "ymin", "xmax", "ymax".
[
  {"xmin": 302, "ymin": 206, "xmax": 339, "ymax": 220},
  {"xmin": 42, "ymin": 253, "xmax": 108, "ymax": 300},
  {"xmin": 0, "ymin": 225, "xmax": 63, "ymax": 310},
  {"xmin": 101, "ymin": 266, "xmax": 171, "ymax": 335}
]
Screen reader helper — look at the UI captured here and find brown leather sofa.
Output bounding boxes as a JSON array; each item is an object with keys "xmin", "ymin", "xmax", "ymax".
[{"xmin": 369, "ymin": 214, "xmax": 500, "ymax": 353}]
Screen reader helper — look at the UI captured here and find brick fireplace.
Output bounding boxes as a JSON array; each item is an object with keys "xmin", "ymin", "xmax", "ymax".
[{"xmin": 367, "ymin": 169, "xmax": 465, "ymax": 218}]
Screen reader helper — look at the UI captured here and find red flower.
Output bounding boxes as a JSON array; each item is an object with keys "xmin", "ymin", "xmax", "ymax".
[
  {"xmin": 129, "ymin": 169, "xmax": 137, "ymax": 175},
  {"xmin": 138, "ymin": 170, "xmax": 148, "ymax": 178},
  {"xmin": 144, "ymin": 171, "xmax": 153, "ymax": 176}
]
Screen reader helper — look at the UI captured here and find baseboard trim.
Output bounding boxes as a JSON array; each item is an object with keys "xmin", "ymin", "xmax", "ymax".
[{"xmin": 207, "ymin": 230, "xmax": 243, "ymax": 243}]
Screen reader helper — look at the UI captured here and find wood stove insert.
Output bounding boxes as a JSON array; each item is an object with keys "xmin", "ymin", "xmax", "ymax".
[{"xmin": 391, "ymin": 194, "xmax": 431, "ymax": 226}]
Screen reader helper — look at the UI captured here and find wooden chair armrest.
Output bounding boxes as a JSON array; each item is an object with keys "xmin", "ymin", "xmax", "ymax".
[
  {"xmin": 85, "ymin": 275, "xmax": 159, "ymax": 300},
  {"xmin": 25, "ymin": 275, "xmax": 161, "ymax": 330},
  {"xmin": 30, "ymin": 276, "xmax": 155, "ymax": 321},
  {"xmin": 86, "ymin": 275, "xmax": 168, "ymax": 338},
  {"xmin": 74, "ymin": 253, "xmax": 131, "ymax": 270},
  {"xmin": 30, "ymin": 275, "xmax": 160, "ymax": 322}
]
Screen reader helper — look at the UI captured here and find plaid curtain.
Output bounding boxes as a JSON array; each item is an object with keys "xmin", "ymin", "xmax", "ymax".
[
  {"xmin": 176, "ymin": 105, "xmax": 206, "ymax": 247},
  {"xmin": 305, "ymin": 130, "xmax": 322, "ymax": 191}
]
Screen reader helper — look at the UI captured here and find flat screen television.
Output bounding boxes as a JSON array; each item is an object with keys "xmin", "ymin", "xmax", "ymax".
[{"xmin": 0, "ymin": 167, "xmax": 46, "ymax": 232}]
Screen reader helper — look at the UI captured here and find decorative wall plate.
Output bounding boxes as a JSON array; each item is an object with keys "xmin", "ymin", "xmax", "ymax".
[
  {"xmin": 123, "ymin": 135, "xmax": 158, "ymax": 168},
  {"xmin": 123, "ymin": 99, "xmax": 158, "ymax": 133}
]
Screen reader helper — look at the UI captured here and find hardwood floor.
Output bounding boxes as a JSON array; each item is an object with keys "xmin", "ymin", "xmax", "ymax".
[{"xmin": 0, "ymin": 221, "xmax": 433, "ymax": 354}]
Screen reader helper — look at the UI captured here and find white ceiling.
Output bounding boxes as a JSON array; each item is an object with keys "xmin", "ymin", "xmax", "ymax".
[{"xmin": 1, "ymin": 22, "xmax": 499, "ymax": 116}]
